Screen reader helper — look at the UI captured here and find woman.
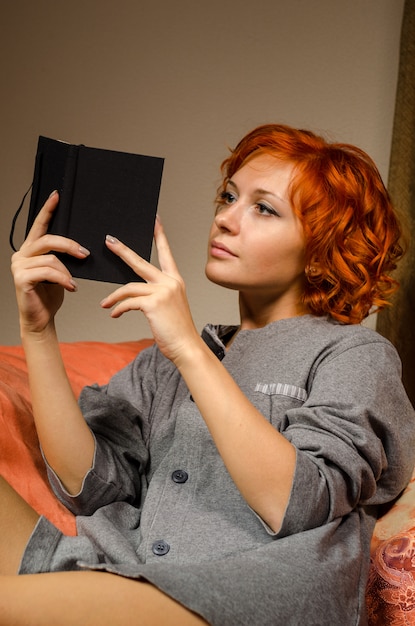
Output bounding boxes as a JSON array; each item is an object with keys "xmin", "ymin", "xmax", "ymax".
[{"xmin": 2, "ymin": 123, "xmax": 414, "ymax": 625}]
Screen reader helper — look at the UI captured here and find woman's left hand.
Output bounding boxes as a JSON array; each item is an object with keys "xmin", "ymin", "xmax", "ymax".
[{"xmin": 101, "ymin": 216, "xmax": 201, "ymax": 364}]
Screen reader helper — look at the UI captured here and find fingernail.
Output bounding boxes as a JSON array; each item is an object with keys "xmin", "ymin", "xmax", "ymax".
[
  {"xmin": 79, "ymin": 246, "xmax": 90, "ymax": 256},
  {"xmin": 49, "ymin": 189, "xmax": 58, "ymax": 198},
  {"xmin": 106, "ymin": 235, "xmax": 119, "ymax": 244},
  {"xmin": 69, "ymin": 279, "xmax": 78, "ymax": 291}
]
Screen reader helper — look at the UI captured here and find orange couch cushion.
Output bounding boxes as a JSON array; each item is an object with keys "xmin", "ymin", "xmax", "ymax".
[{"xmin": 0, "ymin": 340, "xmax": 152, "ymax": 536}]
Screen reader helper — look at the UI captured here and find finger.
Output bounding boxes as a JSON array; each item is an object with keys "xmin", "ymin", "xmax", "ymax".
[
  {"xmin": 12, "ymin": 256, "xmax": 78, "ymax": 292},
  {"xmin": 21, "ymin": 233, "xmax": 90, "ymax": 260},
  {"xmin": 153, "ymin": 216, "xmax": 180, "ymax": 277},
  {"xmin": 105, "ymin": 236, "xmax": 162, "ymax": 283},
  {"xmin": 14, "ymin": 252, "xmax": 74, "ymax": 276},
  {"xmin": 100, "ymin": 283, "xmax": 154, "ymax": 309},
  {"xmin": 106, "ymin": 298, "xmax": 141, "ymax": 318},
  {"xmin": 24, "ymin": 190, "xmax": 60, "ymax": 244},
  {"xmin": 22, "ymin": 192, "xmax": 90, "ymax": 259}
]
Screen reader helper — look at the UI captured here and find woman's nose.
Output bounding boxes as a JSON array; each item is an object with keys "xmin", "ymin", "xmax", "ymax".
[{"xmin": 214, "ymin": 204, "xmax": 241, "ymax": 233}]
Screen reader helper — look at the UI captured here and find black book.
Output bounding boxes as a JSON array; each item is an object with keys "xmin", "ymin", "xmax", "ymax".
[{"xmin": 23, "ymin": 136, "xmax": 164, "ymax": 284}]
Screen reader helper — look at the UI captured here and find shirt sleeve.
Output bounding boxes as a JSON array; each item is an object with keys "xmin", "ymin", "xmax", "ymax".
[
  {"xmin": 45, "ymin": 344, "xmax": 169, "ymax": 516},
  {"xmin": 276, "ymin": 339, "xmax": 415, "ymax": 538}
]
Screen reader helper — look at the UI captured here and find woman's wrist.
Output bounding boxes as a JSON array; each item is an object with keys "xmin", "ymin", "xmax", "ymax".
[
  {"xmin": 20, "ymin": 320, "xmax": 57, "ymax": 344},
  {"xmin": 172, "ymin": 334, "xmax": 212, "ymax": 373}
]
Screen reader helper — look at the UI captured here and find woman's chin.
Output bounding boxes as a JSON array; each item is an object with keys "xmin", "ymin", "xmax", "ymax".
[{"xmin": 205, "ymin": 266, "xmax": 239, "ymax": 290}]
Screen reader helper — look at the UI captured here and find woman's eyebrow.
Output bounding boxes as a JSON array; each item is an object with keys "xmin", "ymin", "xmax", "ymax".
[
  {"xmin": 256, "ymin": 188, "xmax": 288, "ymax": 203},
  {"xmin": 228, "ymin": 179, "xmax": 288, "ymax": 204}
]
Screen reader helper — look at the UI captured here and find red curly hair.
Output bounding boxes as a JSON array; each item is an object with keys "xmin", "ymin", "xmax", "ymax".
[{"xmin": 219, "ymin": 124, "xmax": 404, "ymax": 324}]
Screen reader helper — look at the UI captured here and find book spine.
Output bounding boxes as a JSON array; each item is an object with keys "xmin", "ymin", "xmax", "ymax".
[{"xmin": 53, "ymin": 144, "xmax": 80, "ymax": 235}]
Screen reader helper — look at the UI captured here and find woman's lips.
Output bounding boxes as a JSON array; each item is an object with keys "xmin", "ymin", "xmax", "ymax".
[{"xmin": 210, "ymin": 240, "xmax": 237, "ymax": 258}]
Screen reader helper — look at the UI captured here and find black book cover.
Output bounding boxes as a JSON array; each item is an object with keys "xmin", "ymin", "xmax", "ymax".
[{"xmin": 26, "ymin": 136, "xmax": 164, "ymax": 284}]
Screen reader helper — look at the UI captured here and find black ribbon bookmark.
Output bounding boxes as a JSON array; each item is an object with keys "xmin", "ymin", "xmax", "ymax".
[{"xmin": 9, "ymin": 183, "xmax": 33, "ymax": 252}]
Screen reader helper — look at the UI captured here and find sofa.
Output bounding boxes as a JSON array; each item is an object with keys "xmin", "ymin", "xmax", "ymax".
[{"xmin": 0, "ymin": 339, "xmax": 414, "ymax": 623}]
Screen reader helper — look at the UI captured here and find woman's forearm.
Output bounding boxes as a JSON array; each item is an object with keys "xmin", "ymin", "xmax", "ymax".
[
  {"xmin": 22, "ymin": 325, "xmax": 95, "ymax": 495},
  {"xmin": 175, "ymin": 340, "xmax": 296, "ymax": 533}
]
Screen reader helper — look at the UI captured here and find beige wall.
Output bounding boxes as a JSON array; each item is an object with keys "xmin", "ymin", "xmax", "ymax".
[{"xmin": 0, "ymin": 0, "xmax": 404, "ymax": 344}]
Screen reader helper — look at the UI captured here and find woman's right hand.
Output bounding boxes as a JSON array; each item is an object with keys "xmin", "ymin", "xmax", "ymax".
[{"xmin": 11, "ymin": 191, "xmax": 90, "ymax": 335}]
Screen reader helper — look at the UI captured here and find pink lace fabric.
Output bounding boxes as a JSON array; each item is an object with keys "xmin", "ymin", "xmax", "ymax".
[
  {"xmin": 367, "ymin": 530, "xmax": 415, "ymax": 625},
  {"xmin": 367, "ymin": 468, "xmax": 415, "ymax": 625}
]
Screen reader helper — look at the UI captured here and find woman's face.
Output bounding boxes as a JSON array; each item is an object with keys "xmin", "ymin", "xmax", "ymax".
[{"xmin": 206, "ymin": 153, "xmax": 307, "ymax": 318}]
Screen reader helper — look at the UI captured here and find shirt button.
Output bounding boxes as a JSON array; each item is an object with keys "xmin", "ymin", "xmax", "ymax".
[
  {"xmin": 152, "ymin": 540, "xmax": 170, "ymax": 556},
  {"xmin": 171, "ymin": 469, "xmax": 189, "ymax": 484}
]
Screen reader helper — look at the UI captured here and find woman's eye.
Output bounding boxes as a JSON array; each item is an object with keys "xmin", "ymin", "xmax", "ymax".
[
  {"xmin": 256, "ymin": 203, "xmax": 278, "ymax": 216},
  {"xmin": 220, "ymin": 191, "xmax": 236, "ymax": 204}
]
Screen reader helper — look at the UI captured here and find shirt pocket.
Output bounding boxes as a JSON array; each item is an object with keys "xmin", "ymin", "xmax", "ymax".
[{"xmin": 254, "ymin": 382, "xmax": 308, "ymax": 430}]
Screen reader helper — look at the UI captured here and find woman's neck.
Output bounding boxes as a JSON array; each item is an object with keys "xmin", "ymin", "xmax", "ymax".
[{"xmin": 238, "ymin": 293, "xmax": 309, "ymax": 331}]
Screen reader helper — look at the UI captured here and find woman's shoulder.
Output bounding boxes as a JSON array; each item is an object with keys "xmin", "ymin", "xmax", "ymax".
[
  {"xmin": 305, "ymin": 314, "xmax": 386, "ymax": 338},
  {"xmin": 229, "ymin": 315, "xmax": 393, "ymax": 348},
  {"xmin": 291, "ymin": 316, "xmax": 403, "ymax": 381},
  {"xmin": 308, "ymin": 315, "xmax": 394, "ymax": 349},
  {"xmin": 296, "ymin": 315, "xmax": 398, "ymax": 358},
  {"xmin": 222, "ymin": 315, "xmax": 400, "ymax": 369}
]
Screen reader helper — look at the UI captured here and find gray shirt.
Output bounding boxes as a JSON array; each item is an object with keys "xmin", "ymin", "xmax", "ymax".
[{"xmin": 25, "ymin": 315, "xmax": 415, "ymax": 625}]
